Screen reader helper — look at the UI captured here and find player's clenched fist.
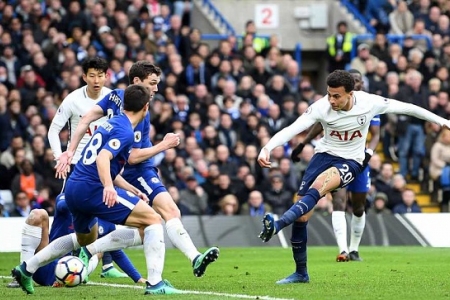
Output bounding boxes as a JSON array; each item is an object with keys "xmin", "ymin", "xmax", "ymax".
[
  {"xmin": 103, "ymin": 185, "xmax": 118, "ymax": 208},
  {"xmin": 257, "ymin": 148, "xmax": 272, "ymax": 168},
  {"xmin": 137, "ymin": 191, "xmax": 149, "ymax": 204},
  {"xmin": 163, "ymin": 133, "xmax": 181, "ymax": 149}
]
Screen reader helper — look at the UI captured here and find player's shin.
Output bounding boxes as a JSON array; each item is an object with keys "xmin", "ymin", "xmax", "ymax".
[
  {"xmin": 86, "ymin": 228, "xmax": 142, "ymax": 255},
  {"xmin": 25, "ymin": 233, "xmax": 80, "ymax": 274},
  {"xmin": 292, "ymin": 221, "xmax": 308, "ymax": 275},
  {"xmin": 143, "ymin": 224, "xmax": 165, "ymax": 285},
  {"xmin": 87, "ymin": 254, "xmax": 100, "ymax": 275},
  {"xmin": 21, "ymin": 224, "xmax": 42, "ymax": 263},
  {"xmin": 349, "ymin": 212, "xmax": 366, "ymax": 252},
  {"xmin": 276, "ymin": 189, "xmax": 321, "ymax": 230},
  {"xmin": 166, "ymin": 218, "xmax": 200, "ymax": 262},
  {"xmin": 332, "ymin": 211, "xmax": 349, "ymax": 254}
]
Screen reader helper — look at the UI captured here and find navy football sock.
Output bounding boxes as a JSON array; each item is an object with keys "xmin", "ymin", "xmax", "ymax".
[
  {"xmin": 102, "ymin": 252, "xmax": 113, "ymax": 267},
  {"xmin": 276, "ymin": 188, "xmax": 321, "ymax": 230},
  {"xmin": 292, "ymin": 221, "xmax": 308, "ymax": 274}
]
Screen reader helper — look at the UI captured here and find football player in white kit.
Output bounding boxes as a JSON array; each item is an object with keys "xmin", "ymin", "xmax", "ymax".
[
  {"xmin": 291, "ymin": 70, "xmax": 377, "ymax": 262},
  {"xmin": 48, "ymin": 57, "xmax": 128, "ymax": 280},
  {"xmin": 257, "ymin": 70, "xmax": 450, "ymax": 284}
]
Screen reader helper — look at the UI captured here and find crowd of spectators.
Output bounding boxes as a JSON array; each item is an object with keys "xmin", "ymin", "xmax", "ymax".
[{"xmin": 0, "ymin": 0, "xmax": 448, "ymax": 219}]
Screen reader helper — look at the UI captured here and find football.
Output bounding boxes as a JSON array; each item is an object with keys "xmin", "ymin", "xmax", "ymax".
[{"xmin": 54, "ymin": 256, "xmax": 87, "ymax": 287}]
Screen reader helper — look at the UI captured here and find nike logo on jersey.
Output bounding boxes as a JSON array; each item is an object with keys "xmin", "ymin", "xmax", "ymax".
[{"xmin": 327, "ymin": 122, "xmax": 337, "ymax": 126}]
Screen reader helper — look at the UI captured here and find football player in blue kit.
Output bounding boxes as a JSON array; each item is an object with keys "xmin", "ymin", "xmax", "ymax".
[
  {"xmin": 12, "ymin": 84, "xmax": 182, "ymax": 295},
  {"xmin": 14, "ymin": 194, "xmax": 145, "ymax": 288},
  {"xmin": 290, "ymin": 70, "xmax": 380, "ymax": 265},
  {"xmin": 56, "ymin": 61, "xmax": 219, "ymax": 278}
]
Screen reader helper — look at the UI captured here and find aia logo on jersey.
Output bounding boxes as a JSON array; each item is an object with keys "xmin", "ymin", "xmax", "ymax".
[
  {"xmin": 85, "ymin": 125, "xmax": 99, "ymax": 136},
  {"xmin": 330, "ymin": 130, "xmax": 362, "ymax": 141},
  {"xmin": 357, "ymin": 115, "xmax": 367, "ymax": 125}
]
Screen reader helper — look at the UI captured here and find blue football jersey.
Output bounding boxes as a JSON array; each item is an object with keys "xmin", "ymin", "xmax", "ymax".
[
  {"xmin": 70, "ymin": 114, "xmax": 135, "ymax": 184},
  {"xmin": 96, "ymin": 89, "xmax": 155, "ymax": 168},
  {"xmin": 370, "ymin": 115, "xmax": 381, "ymax": 127}
]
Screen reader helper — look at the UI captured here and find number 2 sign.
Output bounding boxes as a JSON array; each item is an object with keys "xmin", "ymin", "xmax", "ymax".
[{"xmin": 255, "ymin": 4, "xmax": 279, "ymax": 29}]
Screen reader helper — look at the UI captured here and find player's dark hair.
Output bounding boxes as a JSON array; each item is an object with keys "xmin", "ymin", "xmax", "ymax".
[
  {"xmin": 128, "ymin": 61, "xmax": 161, "ymax": 83},
  {"xmin": 81, "ymin": 57, "xmax": 108, "ymax": 74},
  {"xmin": 123, "ymin": 84, "xmax": 150, "ymax": 112},
  {"xmin": 326, "ymin": 70, "xmax": 355, "ymax": 93}
]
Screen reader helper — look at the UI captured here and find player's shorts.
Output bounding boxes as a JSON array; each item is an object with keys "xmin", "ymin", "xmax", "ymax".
[
  {"xmin": 97, "ymin": 219, "xmax": 116, "ymax": 238},
  {"xmin": 122, "ymin": 166, "xmax": 167, "ymax": 206},
  {"xmin": 346, "ymin": 165, "xmax": 370, "ymax": 193},
  {"xmin": 298, "ymin": 152, "xmax": 365, "ymax": 196},
  {"xmin": 65, "ymin": 179, "xmax": 140, "ymax": 234},
  {"xmin": 33, "ymin": 260, "xmax": 57, "ymax": 286}
]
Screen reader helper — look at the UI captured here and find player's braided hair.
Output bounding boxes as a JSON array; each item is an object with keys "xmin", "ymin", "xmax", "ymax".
[
  {"xmin": 326, "ymin": 70, "xmax": 355, "ymax": 93},
  {"xmin": 128, "ymin": 61, "xmax": 162, "ymax": 82}
]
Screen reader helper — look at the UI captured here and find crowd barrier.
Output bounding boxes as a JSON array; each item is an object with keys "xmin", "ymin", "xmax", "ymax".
[{"xmin": 1, "ymin": 213, "xmax": 449, "ymax": 252}]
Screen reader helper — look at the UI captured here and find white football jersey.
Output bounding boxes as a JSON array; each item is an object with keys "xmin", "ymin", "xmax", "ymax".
[
  {"xmin": 264, "ymin": 91, "xmax": 447, "ymax": 164},
  {"xmin": 49, "ymin": 86, "xmax": 112, "ymax": 163}
]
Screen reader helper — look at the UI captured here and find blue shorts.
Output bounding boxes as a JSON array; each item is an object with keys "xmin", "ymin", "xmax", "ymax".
[
  {"xmin": 122, "ymin": 166, "xmax": 167, "ymax": 206},
  {"xmin": 65, "ymin": 179, "xmax": 140, "ymax": 234},
  {"xmin": 33, "ymin": 260, "xmax": 57, "ymax": 286},
  {"xmin": 346, "ymin": 166, "xmax": 370, "ymax": 193},
  {"xmin": 298, "ymin": 152, "xmax": 365, "ymax": 196}
]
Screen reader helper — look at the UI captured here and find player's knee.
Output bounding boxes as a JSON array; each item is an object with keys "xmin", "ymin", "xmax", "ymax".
[
  {"xmin": 332, "ymin": 197, "xmax": 346, "ymax": 211},
  {"xmin": 26, "ymin": 209, "xmax": 48, "ymax": 226}
]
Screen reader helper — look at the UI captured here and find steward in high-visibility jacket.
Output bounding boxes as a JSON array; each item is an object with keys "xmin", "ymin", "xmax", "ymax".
[{"xmin": 326, "ymin": 21, "xmax": 353, "ymax": 72}]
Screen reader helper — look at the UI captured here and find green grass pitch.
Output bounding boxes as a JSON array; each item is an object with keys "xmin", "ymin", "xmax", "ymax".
[{"xmin": 1, "ymin": 247, "xmax": 449, "ymax": 300}]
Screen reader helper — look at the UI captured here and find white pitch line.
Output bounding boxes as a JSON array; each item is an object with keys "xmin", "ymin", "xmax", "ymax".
[{"xmin": 0, "ymin": 276, "xmax": 295, "ymax": 300}]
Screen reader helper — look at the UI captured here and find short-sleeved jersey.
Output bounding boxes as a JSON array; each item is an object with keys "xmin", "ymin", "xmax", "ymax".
[
  {"xmin": 70, "ymin": 114, "xmax": 135, "ymax": 184},
  {"xmin": 96, "ymin": 88, "xmax": 154, "ymax": 168},
  {"xmin": 50, "ymin": 86, "xmax": 112, "ymax": 163}
]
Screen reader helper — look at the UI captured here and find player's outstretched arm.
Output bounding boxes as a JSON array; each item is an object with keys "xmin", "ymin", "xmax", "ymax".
[
  {"xmin": 128, "ymin": 133, "xmax": 180, "ymax": 165},
  {"xmin": 258, "ymin": 109, "xmax": 318, "ymax": 168},
  {"xmin": 291, "ymin": 122, "xmax": 323, "ymax": 162},
  {"xmin": 55, "ymin": 105, "xmax": 105, "ymax": 178},
  {"xmin": 382, "ymin": 99, "xmax": 450, "ymax": 128},
  {"xmin": 113, "ymin": 175, "xmax": 149, "ymax": 203}
]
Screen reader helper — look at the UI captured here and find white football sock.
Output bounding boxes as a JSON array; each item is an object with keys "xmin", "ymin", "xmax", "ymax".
[
  {"xmin": 166, "ymin": 218, "xmax": 200, "ymax": 263},
  {"xmin": 86, "ymin": 228, "xmax": 142, "ymax": 255},
  {"xmin": 26, "ymin": 233, "xmax": 80, "ymax": 274},
  {"xmin": 21, "ymin": 224, "xmax": 42, "ymax": 263},
  {"xmin": 102, "ymin": 263, "xmax": 113, "ymax": 271},
  {"xmin": 143, "ymin": 224, "xmax": 165, "ymax": 285},
  {"xmin": 332, "ymin": 211, "xmax": 348, "ymax": 254},
  {"xmin": 349, "ymin": 212, "xmax": 366, "ymax": 252},
  {"xmin": 87, "ymin": 255, "xmax": 99, "ymax": 275}
]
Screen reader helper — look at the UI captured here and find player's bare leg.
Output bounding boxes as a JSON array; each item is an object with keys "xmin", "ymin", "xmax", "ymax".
[
  {"xmin": 348, "ymin": 192, "xmax": 366, "ymax": 261},
  {"xmin": 332, "ymin": 189, "xmax": 350, "ymax": 262},
  {"xmin": 260, "ymin": 167, "xmax": 342, "ymax": 242},
  {"xmin": 153, "ymin": 192, "xmax": 219, "ymax": 277}
]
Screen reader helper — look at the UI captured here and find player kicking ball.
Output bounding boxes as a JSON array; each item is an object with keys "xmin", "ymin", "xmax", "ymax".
[
  {"xmin": 56, "ymin": 61, "xmax": 219, "ymax": 278},
  {"xmin": 257, "ymin": 69, "xmax": 450, "ymax": 284},
  {"xmin": 291, "ymin": 69, "xmax": 378, "ymax": 262},
  {"xmin": 12, "ymin": 85, "xmax": 181, "ymax": 295},
  {"xmin": 48, "ymin": 56, "xmax": 127, "ymax": 279},
  {"xmin": 12, "ymin": 194, "xmax": 145, "ymax": 288}
]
